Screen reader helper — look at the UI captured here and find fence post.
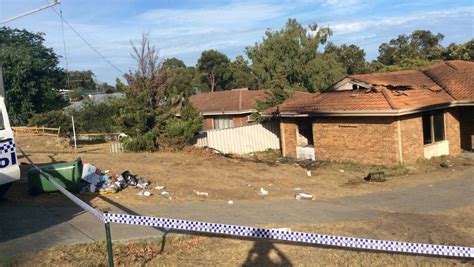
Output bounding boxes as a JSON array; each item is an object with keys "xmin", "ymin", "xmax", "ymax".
[{"xmin": 104, "ymin": 212, "xmax": 114, "ymax": 267}]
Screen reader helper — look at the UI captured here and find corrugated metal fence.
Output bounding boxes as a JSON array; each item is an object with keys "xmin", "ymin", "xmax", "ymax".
[{"xmin": 192, "ymin": 121, "xmax": 281, "ymax": 154}]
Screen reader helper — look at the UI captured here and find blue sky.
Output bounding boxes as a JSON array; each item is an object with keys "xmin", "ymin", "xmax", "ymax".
[{"xmin": 1, "ymin": 0, "xmax": 473, "ymax": 84}]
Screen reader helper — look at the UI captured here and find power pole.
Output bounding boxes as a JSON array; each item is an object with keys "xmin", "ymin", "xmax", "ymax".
[{"xmin": 0, "ymin": 0, "xmax": 62, "ymax": 25}]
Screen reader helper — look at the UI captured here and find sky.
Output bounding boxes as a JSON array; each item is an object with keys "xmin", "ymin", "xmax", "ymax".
[{"xmin": 1, "ymin": 0, "xmax": 473, "ymax": 84}]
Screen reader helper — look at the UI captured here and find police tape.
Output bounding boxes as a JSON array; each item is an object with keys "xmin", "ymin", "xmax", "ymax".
[
  {"xmin": 17, "ymin": 146, "xmax": 104, "ymax": 221},
  {"xmin": 103, "ymin": 213, "xmax": 474, "ymax": 258},
  {"xmin": 16, "ymin": 145, "xmax": 474, "ymax": 259}
]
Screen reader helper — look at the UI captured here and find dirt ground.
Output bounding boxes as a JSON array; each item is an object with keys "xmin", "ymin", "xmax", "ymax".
[
  {"xmin": 11, "ymin": 135, "xmax": 474, "ymax": 208},
  {"xmin": 7, "ymin": 205, "xmax": 474, "ymax": 266}
]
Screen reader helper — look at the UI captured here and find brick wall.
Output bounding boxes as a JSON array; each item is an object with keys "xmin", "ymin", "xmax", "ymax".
[
  {"xmin": 232, "ymin": 114, "xmax": 251, "ymax": 127},
  {"xmin": 280, "ymin": 118, "xmax": 297, "ymax": 158},
  {"xmin": 399, "ymin": 114, "xmax": 424, "ymax": 163},
  {"xmin": 312, "ymin": 117, "xmax": 400, "ymax": 165},
  {"xmin": 446, "ymin": 108, "xmax": 461, "ymax": 156},
  {"xmin": 459, "ymin": 107, "xmax": 474, "ymax": 151},
  {"xmin": 203, "ymin": 117, "xmax": 213, "ymax": 130}
]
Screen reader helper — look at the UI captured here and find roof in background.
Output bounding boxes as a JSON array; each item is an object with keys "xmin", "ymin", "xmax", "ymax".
[
  {"xmin": 189, "ymin": 89, "xmax": 269, "ymax": 114},
  {"xmin": 65, "ymin": 93, "xmax": 125, "ymax": 110},
  {"xmin": 266, "ymin": 60, "xmax": 473, "ymax": 115}
]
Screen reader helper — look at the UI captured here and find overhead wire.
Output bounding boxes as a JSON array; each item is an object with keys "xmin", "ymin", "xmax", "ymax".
[
  {"xmin": 44, "ymin": 0, "xmax": 125, "ymax": 75},
  {"xmin": 58, "ymin": 4, "xmax": 72, "ymax": 90}
]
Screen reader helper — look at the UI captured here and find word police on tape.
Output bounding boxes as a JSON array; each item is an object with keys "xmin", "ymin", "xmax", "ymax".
[{"xmin": 103, "ymin": 213, "xmax": 474, "ymax": 258}]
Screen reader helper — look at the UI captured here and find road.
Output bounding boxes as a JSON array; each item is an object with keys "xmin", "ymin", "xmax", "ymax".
[{"xmin": 0, "ymin": 167, "xmax": 473, "ymax": 260}]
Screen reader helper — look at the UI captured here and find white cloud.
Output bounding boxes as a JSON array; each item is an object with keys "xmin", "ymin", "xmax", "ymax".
[
  {"xmin": 329, "ymin": 6, "xmax": 474, "ymax": 35},
  {"xmin": 138, "ymin": 2, "xmax": 285, "ymax": 29}
]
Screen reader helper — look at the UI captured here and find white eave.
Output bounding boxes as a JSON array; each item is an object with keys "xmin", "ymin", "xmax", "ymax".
[{"xmin": 277, "ymin": 100, "xmax": 473, "ymax": 117}]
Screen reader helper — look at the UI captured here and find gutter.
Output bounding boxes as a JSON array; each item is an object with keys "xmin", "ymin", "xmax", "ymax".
[
  {"xmin": 177, "ymin": 109, "xmax": 257, "ymax": 117},
  {"xmin": 273, "ymin": 100, "xmax": 473, "ymax": 117}
]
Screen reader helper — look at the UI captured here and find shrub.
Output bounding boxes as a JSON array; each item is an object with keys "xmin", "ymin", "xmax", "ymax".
[
  {"xmin": 28, "ymin": 111, "xmax": 72, "ymax": 136},
  {"xmin": 159, "ymin": 101, "xmax": 203, "ymax": 149},
  {"xmin": 122, "ymin": 131, "xmax": 158, "ymax": 151},
  {"xmin": 70, "ymin": 99, "xmax": 120, "ymax": 133}
]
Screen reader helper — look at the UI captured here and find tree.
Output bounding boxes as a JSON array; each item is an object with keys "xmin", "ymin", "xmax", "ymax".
[
  {"xmin": 66, "ymin": 70, "xmax": 96, "ymax": 91},
  {"xmin": 197, "ymin": 50, "xmax": 231, "ymax": 91},
  {"xmin": 160, "ymin": 99, "xmax": 203, "ymax": 149},
  {"xmin": 163, "ymin": 57, "xmax": 186, "ymax": 69},
  {"xmin": 444, "ymin": 39, "xmax": 474, "ymax": 60},
  {"xmin": 0, "ymin": 27, "xmax": 66, "ymax": 124},
  {"xmin": 377, "ymin": 30, "xmax": 445, "ymax": 66},
  {"xmin": 166, "ymin": 66, "xmax": 198, "ymax": 104},
  {"xmin": 115, "ymin": 78, "xmax": 128, "ymax": 92},
  {"xmin": 115, "ymin": 33, "xmax": 173, "ymax": 151},
  {"xmin": 324, "ymin": 42, "xmax": 368, "ymax": 74},
  {"xmin": 246, "ymin": 19, "xmax": 344, "ymax": 94},
  {"xmin": 227, "ymin": 56, "xmax": 258, "ymax": 89},
  {"xmin": 96, "ymin": 82, "xmax": 115, "ymax": 93},
  {"xmin": 71, "ymin": 99, "xmax": 119, "ymax": 133}
]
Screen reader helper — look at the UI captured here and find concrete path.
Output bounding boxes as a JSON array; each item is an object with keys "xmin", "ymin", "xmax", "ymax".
[{"xmin": 1, "ymin": 168, "xmax": 472, "ymax": 259}]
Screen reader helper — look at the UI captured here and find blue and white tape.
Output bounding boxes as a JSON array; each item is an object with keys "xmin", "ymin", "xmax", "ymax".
[
  {"xmin": 47, "ymin": 177, "xmax": 104, "ymax": 221},
  {"xmin": 104, "ymin": 213, "xmax": 474, "ymax": 258},
  {"xmin": 17, "ymin": 146, "xmax": 104, "ymax": 221},
  {"xmin": 17, "ymin": 145, "xmax": 474, "ymax": 258}
]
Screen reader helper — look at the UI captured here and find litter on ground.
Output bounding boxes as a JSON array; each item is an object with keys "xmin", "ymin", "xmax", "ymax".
[
  {"xmin": 258, "ymin": 187, "xmax": 269, "ymax": 196},
  {"xmin": 194, "ymin": 190, "xmax": 209, "ymax": 196},
  {"xmin": 364, "ymin": 172, "xmax": 386, "ymax": 182},
  {"xmin": 79, "ymin": 162, "xmax": 150, "ymax": 195},
  {"xmin": 160, "ymin": 191, "xmax": 172, "ymax": 199},
  {"xmin": 295, "ymin": 192, "xmax": 314, "ymax": 200},
  {"xmin": 227, "ymin": 200, "xmax": 234, "ymax": 205}
]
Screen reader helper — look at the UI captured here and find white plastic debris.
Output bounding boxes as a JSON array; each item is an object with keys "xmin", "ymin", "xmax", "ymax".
[
  {"xmin": 295, "ymin": 192, "xmax": 313, "ymax": 200},
  {"xmin": 258, "ymin": 187, "xmax": 269, "ymax": 196},
  {"xmin": 339, "ymin": 169, "xmax": 345, "ymax": 173},
  {"xmin": 138, "ymin": 190, "xmax": 152, "ymax": 197},
  {"xmin": 306, "ymin": 170, "xmax": 312, "ymax": 176},
  {"xmin": 228, "ymin": 200, "xmax": 234, "ymax": 205},
  {"xmin": 160, "ymin": 191, "xmax": 172, "ymax": 199},
  {"xmin": 194, "ymin": 190, "xmax": 209, "ymax": 196},
  {"xmin": 155, "ymin": 185, "xmax": 165, "ymax": 190},
  {"xmin": 268, "ymin": 183, "xmax": 273, "ymax": 187}
]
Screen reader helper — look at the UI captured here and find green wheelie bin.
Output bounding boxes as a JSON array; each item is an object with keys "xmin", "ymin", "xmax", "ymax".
[{"xmin": 27, "ymin": 158, "xmax": 83, "ymax": 195}]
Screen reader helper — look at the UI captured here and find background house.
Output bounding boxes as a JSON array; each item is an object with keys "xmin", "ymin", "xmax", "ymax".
[
  {"xmin": 267, "ymin": 60, "xmax": 473, "ymax": 165},
  {"xmin": 189, "ymin": 88, "xmax": 268, "ymax": 130}
]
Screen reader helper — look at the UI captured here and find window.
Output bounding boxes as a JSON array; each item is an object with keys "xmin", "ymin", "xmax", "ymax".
[
  {"xmin": 422, "ymin": 110, "xmax": 445, "ymax": 145},
  {"xmin": 0, "ymin": 110, "xmax": 4, "ymax": 130},
  {"xmin": 214, "ymin": 116, "xmax": 233, "ymax": 129},
  {"xmin": 297, "ymin": 119, "xmax": 314, "ymax": 147}
]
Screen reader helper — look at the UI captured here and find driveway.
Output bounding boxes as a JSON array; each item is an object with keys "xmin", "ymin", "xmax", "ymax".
[{"xmin": 0, "ymin": 167, "xmax": 472, "ymax": 260}]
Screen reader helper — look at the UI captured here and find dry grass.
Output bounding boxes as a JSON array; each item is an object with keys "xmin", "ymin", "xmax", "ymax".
[
  {"xmin": 12, "ymin": 135, "xmax": 473, "ymax": 208},
  {"xmin": 7, "ymin": 205, "xmax": 474, "ymax": 266}
]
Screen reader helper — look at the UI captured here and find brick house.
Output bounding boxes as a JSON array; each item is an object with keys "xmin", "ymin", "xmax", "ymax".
[
  {"xmin": 266, "ymin": 60, "xmax": 473, "ymax": 165},
  {"xmin": 189, "ymin": 88, "xmax": 268, "ymax": 130}
]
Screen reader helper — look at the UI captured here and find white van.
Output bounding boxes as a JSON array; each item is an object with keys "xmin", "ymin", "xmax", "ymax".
[{"xmin": 0, "ymin": 96, "xmax": 20, "ymax": 197}]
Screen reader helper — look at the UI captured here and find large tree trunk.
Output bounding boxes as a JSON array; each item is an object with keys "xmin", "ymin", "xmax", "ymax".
[{"xmin": 210, "ymin": 72, "xmax": 216, "ymax": 92}]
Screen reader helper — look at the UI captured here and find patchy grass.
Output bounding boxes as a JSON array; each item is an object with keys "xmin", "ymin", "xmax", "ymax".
[
  {"xmin": 11, "ymin": 135, "xmax": 473, "ymax": 208},
  {"xmin": 6, "ymin": 205, "xmax": 474, "ymax": 266}
]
